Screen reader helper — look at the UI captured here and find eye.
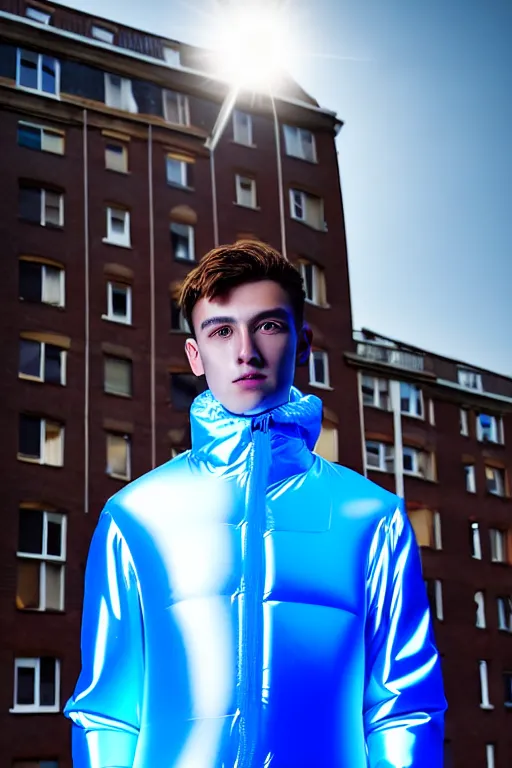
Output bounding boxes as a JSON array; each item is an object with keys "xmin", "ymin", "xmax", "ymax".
[
  {"xmin": 212, "ymin": 326, "xmax": 232, "ymax": 338},
  {"xmin": 257, "ymin": 321, "xmax": 286, "ymax": 333}
]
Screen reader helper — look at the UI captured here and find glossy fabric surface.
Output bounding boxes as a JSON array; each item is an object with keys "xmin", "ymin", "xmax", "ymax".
[{"xmin": 65, "ymin": 388, "xmax": 446, "ymax": 767}]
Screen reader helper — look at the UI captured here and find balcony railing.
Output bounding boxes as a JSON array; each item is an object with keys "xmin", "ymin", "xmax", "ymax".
[{"xmin": 356, "ymin": 342, "xmax": 424, "ymax": 372}]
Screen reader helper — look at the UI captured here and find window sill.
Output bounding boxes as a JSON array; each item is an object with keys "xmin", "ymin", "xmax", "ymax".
[
  {"xmin": 104, "ymin": 389, "xmax": 132, "ymax": 399},
  {"xmin": 403, "ymin": 472, "xmax": 437, "ymax": 483},
  {"xmin": 167, "ymin": 182, "xmax": 195, "ymax": 192},
  {"xmin": 101, "ymin": 314, "xmax": 132, "ymax": 326},
  {"xmin": 308, "ymin": 381, "xmax": 333, "ymax": 391},
  {"xmin": 102, "ymin": 238, "xmax": 132, "ymax": 249},
  {"xmin": 10, "ymin": 706, "xmax": 60, "ymax": 714},
  {"xmin": 105, "ymin": 167, "xmax": 131, "ymax": 175},
  {"xmin": 290, "ymin": 216, "xmax": 327, "ymax": 233},
  {"xmin": 107, "ymin": 472, "xmax": 131, "ymax": 482},
  {"xmin": 17, "ymin": 455, "xmax": 63, "ymax": 469},
  {"xmin": 19, "ymin": 218, "xmax": 64, "ymax": 230},
  {"xmin": 233, "ymin": 202, "xmax": 261, "ymax": 212},
  {"xmin": 286, "ymin": 153, "xmax": 318, "ymax": 165},
  {"xmin": 19, "ymin": 298, "xmax": 65, "ymax": 310},
  {"xmin": 401, "ymin": 412, "xmax": 425, "ymax": 421},
  {"xmin": 305, "ymin": 298, "xmax": 330, "ymax": 309},
  {"xmin": 174, "ymin": 256, "xmax": 196, "ymax": 264},
  {"xmin": 16, "ymin": 85, "xmax": 61, "ymax": 101},
  {"xmin": 230, "ymin": 140, "xmax": 257, "ymax": 149},
  {"xmin": 18, "ymin": 373, "xmax": 43, "ymax": 383},
  {"xmin": 366, "ymin": 465, "xmax": 393, "ymax": 474},
  {"xmin": 363, "ymin": 403, "xmax": 391, "ymax": 412},
  {"xmin": 479, "ymin": 704, "xmax": 495, "ymax": 711}
]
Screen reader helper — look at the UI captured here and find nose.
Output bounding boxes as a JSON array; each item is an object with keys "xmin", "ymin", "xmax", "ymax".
[{"xmin": 237, "ymin": 327, "xmax": 263, "ymax": 366}]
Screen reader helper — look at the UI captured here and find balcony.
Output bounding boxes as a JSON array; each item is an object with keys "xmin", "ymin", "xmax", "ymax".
[{"xmin": 355, "ymin": 342, "xmax": 424, "ymax": 372}]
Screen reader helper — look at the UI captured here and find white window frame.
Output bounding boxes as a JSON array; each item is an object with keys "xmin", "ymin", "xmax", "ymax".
[
  {"xmin": 361, "ymin": 376, "xmax": 390, "ymax": 410},
  {"xmin": 476, "ymin": 413, "xmax": 503, "ymax": 445},
  {"xmin": 299, "ymin": 260, "xmax": 326, "ymax": 306},
  {"xmin": 458, "ymin": 368, "xmax": 483, "ymax": 391},
  {"xmin": 163, "ymin": 90, "xmax": 189, "ymax": 125},
  {"xmin": 471, "ymin": 522, "xmax": 482, "ymax": 560},
  {"xmin": 283, "ymin": 124, "xmax": 316, "ymax": 162},
  {"xmin": 497, "ymin": 597, "xmax": 512, "ymax": 632},
  {"xmin": 486, "ymin": 743, "xmax": 496, "ymax": 768},
  {"xmin": 465, "ymin": 464, "xmax": 476, "ymax": 493},
  {"xmin": 11, "ymin": 657, "xmax": 60, "ymax": 713},
  {"xmin": 400, "ymin": 382, "xmax": 424, "ymax": 418},
  {"xmin": 403, "ymin": 446, "xmax": 433, "ymax": 479},
  {"xmin": 106, "ymin": 433, "xmax": 131, "ymax": 480},
  {"xmin": 486, "ymin": 466, "xmax": 506, "ymax": 497},
  {"xmin": 433, "ymin": 580, "xmax": 443, "ymax": 621},
  {"xmin": 490, "ymin": 529, "xmax": 506, "ymax": 563},
  {"xmin": 25, "ymin": 6, "xmax": 52, "ymax": 24},
  {"xmin": 17, "ymin": 510, "xmax": 66, "ymax": 612},
  {"xmin": 289, "ymin": 188, "xmax": 325, "ymax": 230},
  {"xmin": 365, "ymin": 441, "xmax": 395, "ymax": 473},
  {"xmin": 166, "ymin": 156, "xmax": 189, "ymax": 187},
  {"xmin": 105, "ymin": 282, "xmax": 132, "ymax": 325},
  {"xmin": 479, "ymin": 660, "xmax": 493, "ymax": 709},
  {"xmin": 104, "ymin": 73, "xmax": 137, "ymax": 112},
  {"xmin": 235, "ymin": 174, "xmax": 257, "ymax": 208},
  {"xmin": 19, "ymin": 262, "xmax": 65, "ymax": 307},
  {"xmin": 170, "ymin": 222, "xmax": 195, "ymax": 261},
  {"xmin": 16, "ymin": 49, "xmax": 60, "ymax": 97},
  {"xmin": 460, "ymin": 408, "xmax": 469, "ymax": 436},
  {"xmin": 104, "ymin": 207, "xmax": 131, "ymax": 247},
  {"xmin": 18, "ymin": 120, "xmax": 64, "ymax": 155},
  {"xmin": 233, "ymin": 110, "xmax": 253, "ymax": 145},
  {"xmin": 18, "ymin": 338, "xmax": 66, "ymax": 385},
  {"xmin": 428, "ymin": 399, "xmax": 436, "ymax": 426},
  {"xmin": 21, "ymin": 188, "xmax": 64, "ymax": 227},
  {"xmin": 433, "ymin": 511, "xmax": 442, "ymax": 550},
  {"xmin": 91, "ymin": 25, "xmax": 114, "ymax": 44},
  {"xmin": 18, "ymin": 417, "xmax": 64, "ymax": 467},
  {"xmin": 309, "ymin": 350, "xmax": 330, "ymax": 388},
  {"xmin": 475, "ymin": 591, "xmax": 486, "ymax": 628}
]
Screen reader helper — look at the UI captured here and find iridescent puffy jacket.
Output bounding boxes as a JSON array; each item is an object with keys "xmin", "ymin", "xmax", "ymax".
[{"xmin": 65, "ymin": 388, "xmax": 446, "ymax": 768}]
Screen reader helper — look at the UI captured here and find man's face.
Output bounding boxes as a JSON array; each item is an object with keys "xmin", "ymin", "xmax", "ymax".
[{"xmin": 185, "ymin": 280, "xmax": 311, "ymax": 415}]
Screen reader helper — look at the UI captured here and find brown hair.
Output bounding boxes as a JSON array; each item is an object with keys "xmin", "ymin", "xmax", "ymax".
[{"xmin": 178, "ymin": 241, "xmax": 305, "ymax": 334}]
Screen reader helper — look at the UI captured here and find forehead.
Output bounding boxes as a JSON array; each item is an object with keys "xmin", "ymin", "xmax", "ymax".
[{"xmin": 192, "ymin": 280, "xmax": 293, "ymax": 325}]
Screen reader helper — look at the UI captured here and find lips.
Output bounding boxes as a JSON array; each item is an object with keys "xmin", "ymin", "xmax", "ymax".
[{"xmin": 234, "ymin": 373, "xmax": 267, "ymax": 382}]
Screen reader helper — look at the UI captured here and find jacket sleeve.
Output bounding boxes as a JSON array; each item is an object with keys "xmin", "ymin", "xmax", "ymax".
[
  {"xmin": 363, "ymin": 501, "xmax": 447, "ymax": 768},
  {"xmin": 64, "ymin": 508, "xmax": 144, "ymax": 768}
]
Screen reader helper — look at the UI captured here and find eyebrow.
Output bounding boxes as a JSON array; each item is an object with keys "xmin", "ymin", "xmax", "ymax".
[{"xmin": 200, "ymin": 307, "xmax": 291, "ymax": 332}]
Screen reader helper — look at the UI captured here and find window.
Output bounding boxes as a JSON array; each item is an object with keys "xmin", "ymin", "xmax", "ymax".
[
  {"xmin": 235, "ymin": 175, "xmax": 257, "ymax": 208},
  {"xmin": 171, "ymin": 223, "xmax": 195, "ymax": 261},
  {"xmin": 479, "ymin": 660, "xmax": 493, "ymax": 709},
  {"xmin": 163, "ymin": 46, "xmax": 180, "ymax": 66},
  {"xmin": 298, "ymin": 260, "xmax": 327, "ymax": 306},
  {"xmin": 166, "ymin": 155, "xmax": 193, "ymax": 187},
  {"xmin": 17, "ymin": 49, "xmax": 59, "ymax": 96},
  {"xmin": 408, "ymin": 508, "xmax": 442, "ymax": 549},
  {"xmin": 490, "ymin": 529, "xmax": 507, "ymax": 563},
  {"xmin": 497, "ymin": 597, "xmax": 512, "ymax": 632},
  {"xmin": 105, "ymin": 143, "xmax": 128, "ymax": 173},
  {"xmin": 170, "ymin": 299, "xmax": 190, "ymax": 333},
  {"xmin": 365, "ymin": 441, "xmax": 394, "ymax": 472},
  {"xmin": 19, "ymin": 260, "xmax": 65, "ymax": 307},
  {"xmin": 106, "ymin": 433, "xmax": 130, "ymax": 480},
  {"xmin": 19, "ymin": 338, "xmax": 66, "ymax": 385},
  {"xmin": 104, "ymin": 207, "xmax": 130, "ymax": 247},
  {"xmin": 19, "ymin": 185, "xmax": 64, "ymax": 227},
  {"xmin": 18, "ymin": 122, "xmax": 64, "ymax": 154},
  {"xmin": 283, "ymin": 125, "xmax": 316, "ymax": 162},
  {"xmin": 25, "ymin": 6, "xmax": 52, "ymax": 24},
  {"xmin": 289, "ymin": 189, "xmax": 325, "ymax": 230},
  {"xmin": 170, "ymin": 373, "xmax": 205, "ymax": 411},
  {"xmin": 458, "ymin": 368, "xmax": 482, "ymax": 391},
  {"xmin": 309, "ymin": 350, "xmax": 330, "ymax": 388},
  {"xmin": 104, "ymin": 74, "xmax": 137, "ymax": 112},
  {"xmin": 486, "ymin": 744, "xmax": 496, "ymax": 768},
  {"xmin": 233, "ymin": 110, "xmax": 253, "ymax": 145},
  {"xmin": 426, "ymin": 580, "xmax": 443, "ymax": 621},
  {"xmin": 400, "ymin": 382, "xmax": 423, "ymax": 418},
  {"xmin": 314, "ymin": 422, "xmax": 339, "ymax": 462},
  {"xmin": 504, "ymin": 673, "xmax": 512, "ymax": 706},
  {"xmin": 476, "ymin": 413, "xmax": 503, "ymax": 444},
  {"xmin": 18, "ymin": 416, "xmax": 64, "ymax": 466},
  {"xmin": 163, "ymin": 90, "xmax": 189, "ymax": 125},
  {"xmin": 16, "ymin": 508, "xmax": 65, "ymax": 611},
  {"xmin": 403, "ymin": 446, "xmax": 434, "ymax": 480},
  {"xmin": 105, "ymin": 282, "xmax": 132, "ymax": 324},
  {"xmin": 486, "ymin": 466, "xmax": 506, "ymax": 497},
  {"xmin": 460, "ymin": 408, "xmax": 469, "ymax": 436},
  {"xmin": 470, "ymin": 522, "xmax": 482, "ymax": 559},
  {"xmin": 12, "ymin": 658, "xmax": 60, "ymax": 713},
  {"xmin": 428, "ymin": 399, "xmax": 436, "ymax": 425},
  {"xmin": 361, "ymin": 376, "xmax": 390, "ymax": 410},
  {"xmin": 475, "ymin": 591, "xmax": 486, "ymax": 628},
  {"xmin": 464, "ymin": 464, "xmax": 476, "ymax": 493},
  {"xmin": 92, "ymin": 25, "xmax": 114, "ymax": 44},
  {"xmin": 104, "ymin": 356, "xmax": 132, "ymax": 397}
]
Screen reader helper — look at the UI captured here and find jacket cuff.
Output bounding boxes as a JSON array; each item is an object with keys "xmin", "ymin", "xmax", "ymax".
[{"xmin": 72, "ymin": 724, "xmax": 138, "ymax": 768}]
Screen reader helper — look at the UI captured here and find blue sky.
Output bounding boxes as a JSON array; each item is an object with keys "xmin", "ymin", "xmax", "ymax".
[{"xmin": 61, "ymin": 0, "xmax": 512, "ymax": 376}]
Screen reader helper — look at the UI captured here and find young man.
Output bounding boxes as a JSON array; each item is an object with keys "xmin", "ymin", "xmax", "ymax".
[{"xmin": 65, "ymin": 241, "xmax": 446, "ymax": 767}]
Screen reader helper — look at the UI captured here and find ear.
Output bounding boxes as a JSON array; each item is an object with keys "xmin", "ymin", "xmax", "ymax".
[
  {"xmin": 184, "ymin": 337, "xmax": 205, "ymax": 377},
  {"xmin": 296, "ymin": 323, "xmax": 313, "ymax": 367}
]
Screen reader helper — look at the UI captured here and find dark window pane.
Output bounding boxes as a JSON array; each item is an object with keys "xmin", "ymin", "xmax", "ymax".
[
  {"xmin": 16, "ymin": 560, "xmax": 40, "ymax": 609},
  {"xmin": 41, "ymin": 56, "xmax": 57, "ymax": 94},
  {"xmin": 18, "ymin": 508, "xmax": 43, "ymax": 554},
  {"xmin": 19, "ymin": 414, "xmax": 41, "ymax": 459},
  {"xmin": 17, "ymin": 666, "xmax": 35, "ymax": 705},
  {"xmin": 19, "ymin": 51, "xmax": 38, "ymax": 89},
  {"xmin": 170, "ymin": 373, "xmax": 205, "ymax": 411},
  {"xmin": 19, "ymin": 339, "xmax": 41, "ymax": 377},
  {"xmin": 46, "ymin": 520, "xmax": 62, "ymax": 557},
  {"xmin": 112, "ymin": 287, "xmax": 127, "ymax": 317},
  {"xmin": 19, "ymin": 261, "xmax": 42, "ymax": 302},
  {"xmin": 39, "ymin": 657, "xmax": 56, "ymax": 705},
  {"xmin": 18, "ymin": 124, "xmax": 42, "ymax": 150},
  {"xmin": 303, "ymin": 263, "xmax": 313, "ymax": 300},
  {"xmin": 19, "ymin": 186, "xmax": 41, "ymax": 223},
  {"xmin": 314, "ymin": 356, "xmax": 325, "ymax": 382},
  {"xmin": 171, "ymin": 223, "xmax": 190, "ymax": 260},
  {"xmin": 44, "ymin": 345, "xmax": 62, "ymax": 384}
]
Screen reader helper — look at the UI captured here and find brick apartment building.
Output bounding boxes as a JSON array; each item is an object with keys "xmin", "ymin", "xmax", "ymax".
[
  {"xmin": 0, "ymin": 1, "xmax": 359, "ymax": 765},
  {"xmin": 347, "ymin": 329, "xmax": 512, "ymax": 768}
]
